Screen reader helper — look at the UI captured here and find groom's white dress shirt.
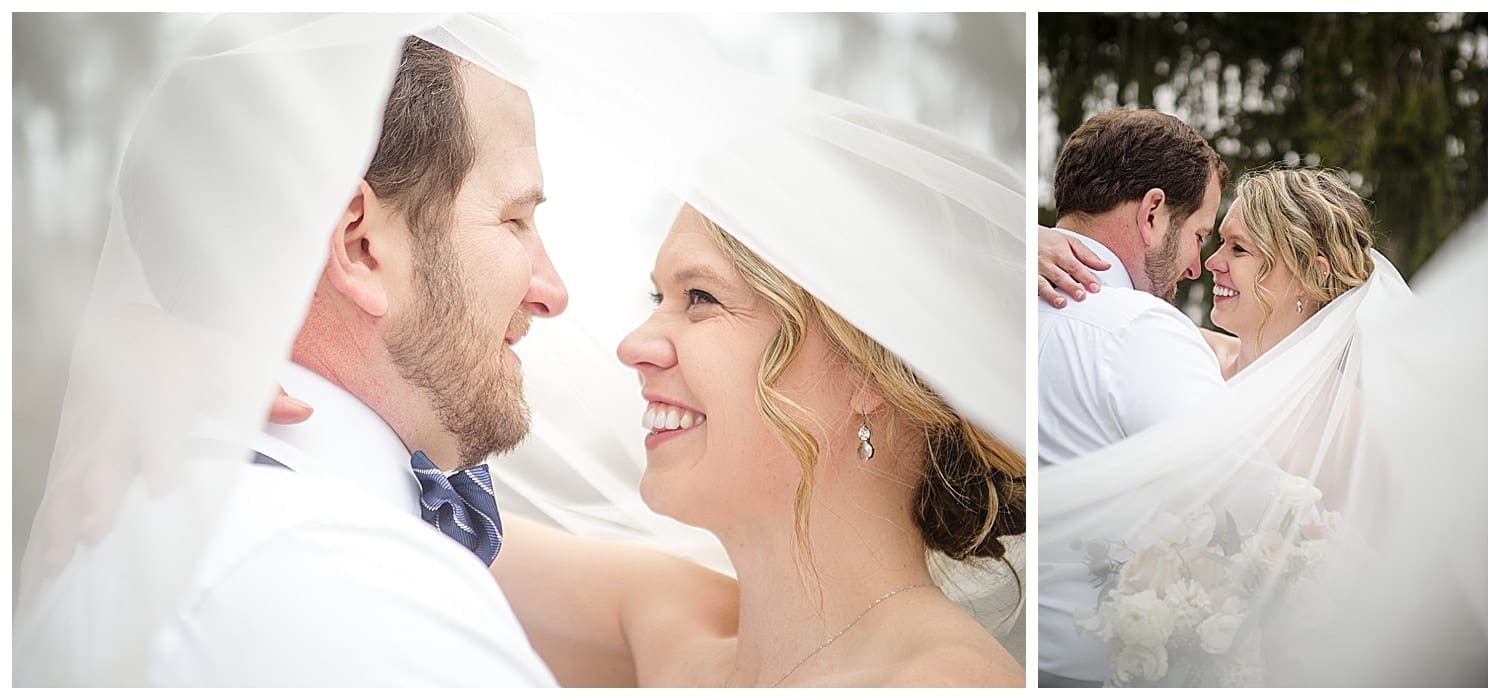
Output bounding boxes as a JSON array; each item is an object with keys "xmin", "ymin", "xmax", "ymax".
[
  {"xmin": 1037, "ymin": 228, "xmax": 1225, "ymax": 683},
  {"xmin": 148, "ymin": 363, "xmax": 557, "ymax": 686},
  {"xmin": 1037, "ymin": 228, "xmax": 1226, "ymax": 465}
]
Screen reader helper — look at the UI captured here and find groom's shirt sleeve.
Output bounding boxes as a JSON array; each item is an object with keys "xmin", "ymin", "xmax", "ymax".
[{"xmin": 1104, "ymin": 303, "xmax": 1226, "ymax": 436}]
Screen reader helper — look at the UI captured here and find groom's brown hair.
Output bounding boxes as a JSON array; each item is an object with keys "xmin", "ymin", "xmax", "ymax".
[
  {"xmin": 1053, "ymin": 109, "xmax": 1229, "ymax": 220},
  {"xmin": 363, "ymin": 37, "xmax": 477, "ymax": 240}
]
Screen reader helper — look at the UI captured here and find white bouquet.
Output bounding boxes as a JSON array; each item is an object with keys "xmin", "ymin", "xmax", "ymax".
[{"xmin": 1073, "ymin": 475, "xmax": 1338, "ymax": 686}]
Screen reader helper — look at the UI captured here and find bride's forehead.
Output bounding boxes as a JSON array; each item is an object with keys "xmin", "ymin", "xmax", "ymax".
[
  {"xmin": 654, "ymin": 222, "xmax": 733, "ymax": 275},
  {"xmin": 659, "ymin": 223, "xmax": 716, "ymax": 258}
]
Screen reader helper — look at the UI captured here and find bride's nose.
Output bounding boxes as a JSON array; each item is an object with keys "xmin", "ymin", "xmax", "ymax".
[
  {"xmin": 617, "ymin": 317, "xmax": 676, "ymax": 373},
  {"xmin": 1205, "ymin": 246, "xmax": 1228, "ymax": 275}
]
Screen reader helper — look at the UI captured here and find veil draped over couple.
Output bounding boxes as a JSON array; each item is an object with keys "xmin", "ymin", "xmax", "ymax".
[
  {"xmin": 14, "ymin": 14, "xmax": 1027, "ymax": 687},
  {"xmin": 1036, "ymin": 110, "xmax": 1486, "ymax": 687}
]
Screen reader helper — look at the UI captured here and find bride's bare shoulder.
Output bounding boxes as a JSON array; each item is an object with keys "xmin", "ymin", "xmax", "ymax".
[
  {"xmin": 1200, "ymin": 327, "xmax": 1239, "ymax": 376},
  {"xmin": 877, "ymin": 599, "xmax": 1024, "ymax": 687},
  {"xmin": 885, "ymin": 637, "xmax": 1023, "ymax": 687}
]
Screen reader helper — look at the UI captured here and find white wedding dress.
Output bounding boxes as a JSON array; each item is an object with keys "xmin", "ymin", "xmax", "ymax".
[
  {"xmin": 13, "ymin": 13, "xmax": 1028, "ymax": 684},
  {"xmin": 1040, "ymin": 213, "xmax": 1488, "ymax": 686}
]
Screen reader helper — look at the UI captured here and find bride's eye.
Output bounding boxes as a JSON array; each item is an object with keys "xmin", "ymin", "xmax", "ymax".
[
  {"xmin": 1233, "ymin": 244, "xmax": 1248, "ymax": 255},
  {"xmin": 686, "ymin": 289, "xmax": 720, "ymax": 307},
  {"xmin": 649, "ymin": 291, "xmax": 664, "ymax": 306}
]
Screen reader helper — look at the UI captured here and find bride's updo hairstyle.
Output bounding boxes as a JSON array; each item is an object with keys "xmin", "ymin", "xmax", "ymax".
[
  {"xmin": 698, "ymin": 213, "xmax": 1025, "ymax": 565},
  {"xmin": 1235, "ymin": 167, "xmax": 1376, "ymax": 323}
]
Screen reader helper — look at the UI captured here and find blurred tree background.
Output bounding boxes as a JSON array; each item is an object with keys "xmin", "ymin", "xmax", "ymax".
[{"xmin": 1038, "ymin": 13, "xmax": 1487, "ymax": 324}]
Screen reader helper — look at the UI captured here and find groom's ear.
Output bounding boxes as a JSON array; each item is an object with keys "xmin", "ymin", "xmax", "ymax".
[
  {"xmin": 325, "ymin": 180, "xmax": 396, "ymax": 318},
  {"xmin": 1134, "ymin": 187, "xmax": 1169, "ymax": 248}
]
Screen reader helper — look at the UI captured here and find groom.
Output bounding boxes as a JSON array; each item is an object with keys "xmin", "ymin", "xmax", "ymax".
[
  {"xmin": 1035, "ymin": 109, "xmax": 1230, "ymax": 687},
  {"xmin": 154, "ymin": 38, "xmax": 566, "ymax": 685}
]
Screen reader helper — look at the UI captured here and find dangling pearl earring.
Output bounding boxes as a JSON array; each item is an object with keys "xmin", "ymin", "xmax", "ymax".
[
  {"xmin": 856, "ymin": 410, "xmax": 875, "ymax": 461},
  {"xmin": 1297, "ymin": 298, "xmax": 1305, "ymax": 314}
]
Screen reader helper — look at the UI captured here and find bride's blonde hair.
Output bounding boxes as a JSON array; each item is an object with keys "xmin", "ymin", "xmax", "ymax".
[
  {"xmin": 697, "ymin": 212, "xmax": 1025, "ymax": 571},
  {"xmin": 1235, "ymin": 167, "xmax": 1376, "ymax": 327}
]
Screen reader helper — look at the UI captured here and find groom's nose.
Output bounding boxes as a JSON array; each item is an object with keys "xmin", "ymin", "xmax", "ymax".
[
  {"xmin": 1184, "ymin": 257, "xmax": 1202, "ymax": 281},
  {"xmin": 522, "ymin": 241, "xmax": 568, "ymax": 318}
]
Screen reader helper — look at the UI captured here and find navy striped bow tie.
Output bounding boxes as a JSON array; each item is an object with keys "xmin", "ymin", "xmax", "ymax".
[{"xmin": 410, "ymin": 451, "xmax": 503, "ymax": 566}]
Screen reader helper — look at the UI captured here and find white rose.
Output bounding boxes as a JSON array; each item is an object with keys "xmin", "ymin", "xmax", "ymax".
[
  {"xmin": 1288, "ymin": 537, "xmax": 1329, "ymax": 579},
  {"xmin": 1113, "ymin": 643, "xmax": 1170, "ymax": 685},
  {"xmin": 1119, "ymin": 545, "xmax": 1182, "ymax": 595},
  {"xmin": 1074, "ymin": 602, "xmax": 1114, "ymax": 642},
  {"xmin": 1113, "ymin": 589, "xmax": 1176, "ymax": 649},
  {"xmin": 1197, "ymin": 611, "xmax": 1247, "ymax": 655},
  {"xmin": 1163, "ymin": 579, "xmax": 1212, "ymax": 634},
  {"xmin": 1248, "ymin": 530, "xmax": 1294, "ymax": 570},
  {"xmin": 1207, "ymin": 587, "xmax": 1249, "ymax": 614},
  {"xmin": 1188, "ymin": 552, "xmax": 1234, "ymax": 589},
  {"xmin": 1275, "ymin": 475, "xmax": 1323, "ymax": 510}
]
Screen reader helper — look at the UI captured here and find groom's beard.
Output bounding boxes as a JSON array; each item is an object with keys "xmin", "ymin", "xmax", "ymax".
[
  {"xmin": 1143, "ymin": 218, "xmax": 1186, "ymax": 303},
  {"xmin": 384, "ymin": 232, "xmax": 531, "ymax": 468}
]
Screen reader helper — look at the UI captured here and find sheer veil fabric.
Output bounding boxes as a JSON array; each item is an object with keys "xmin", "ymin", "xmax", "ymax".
[
  {"xmin": 1039, "ymin": 210, "xmax": 1487, "ymax": 686},
  {"xmin": 15, "ymin": 14, "xmax": 1028, "ymax": 684}
]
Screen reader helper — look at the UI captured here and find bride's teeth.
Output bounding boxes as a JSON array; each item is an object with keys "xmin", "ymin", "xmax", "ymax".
[{"xmin": 642, "ymin": 401, "xmax": 706, "ymax": 432}]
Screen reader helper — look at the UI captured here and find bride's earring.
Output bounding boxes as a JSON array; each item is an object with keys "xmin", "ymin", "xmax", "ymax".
[
  {"xmin": 856, "ymin": 411, "xmax": 875, "ymax": 461},
  {"xmin": 1297, "ymin": 298, "xmax": 1305, "ymax": 314}
]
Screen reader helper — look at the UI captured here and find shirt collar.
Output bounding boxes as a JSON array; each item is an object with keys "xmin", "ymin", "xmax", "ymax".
[
  {"xmin": 252, "ymin": 362, "xmax": 422, "ymax": 517},
  {"xmin": 1053, "ymin": 226, "xmax": 1136, "ymax": 291}
]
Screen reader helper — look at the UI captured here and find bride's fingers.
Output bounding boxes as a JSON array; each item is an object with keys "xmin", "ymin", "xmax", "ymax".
[
  {"xmin": 268, "ymin": 387, "xmax": 313, "ymax": 425},
  {"xmin": 1067, "ymin": 238, "xmax": 1113, "ymax": 273},
  {"xmin": 1039, "ymin": 260, "xmax": 1090, "ymax": 304},
  {"xmin": 1054, "ymin": 251, "xmax": 1103, "ymax": 296},
  {"xmin": 1039, "ymin": 275, "xmax": 1070, "ymax": 308}
]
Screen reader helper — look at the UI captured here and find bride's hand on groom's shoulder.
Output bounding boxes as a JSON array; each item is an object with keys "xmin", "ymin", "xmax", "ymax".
[{"xmin": 1038, "ymin": 225, "xmax": 1110, "ymax": 308}]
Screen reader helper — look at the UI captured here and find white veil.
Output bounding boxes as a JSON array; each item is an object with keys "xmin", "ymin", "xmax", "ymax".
[
  {"xmin": 1039, "ymin": 212, "xmax": 1488, "ymax": 686},
  {"xmin": 14, "ymin": 14, "xmax": 1028, "ymax": 684}
]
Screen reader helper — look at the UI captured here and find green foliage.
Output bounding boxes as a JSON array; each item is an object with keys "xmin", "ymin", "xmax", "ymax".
[{"xmin": 1039, "ymin": 13, "xmax": 1487, "ymax": 317}]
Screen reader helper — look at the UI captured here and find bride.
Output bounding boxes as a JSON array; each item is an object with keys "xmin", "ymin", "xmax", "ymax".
[
  {"xmin": 13, "ymin": 14, "xmax": 1027, "ymax": 687},
  {"xmin": 480, "ymin": 204, "xmax": 1024, "ymax": 687},
  {"xmin": 1037, "ymin": 167, "xmax": 1487, "ymax": 685}
]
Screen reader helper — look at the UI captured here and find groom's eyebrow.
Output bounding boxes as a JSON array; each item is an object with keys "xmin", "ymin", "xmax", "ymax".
[{"xmin": 500, "ymin": 186, "xmax": 546, "ymax": 211}]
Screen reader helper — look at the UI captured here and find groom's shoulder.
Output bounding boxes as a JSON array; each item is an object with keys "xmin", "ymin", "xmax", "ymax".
[{"xmin": 1039, "ymin": 286, "xmax": 1191, "ymax": 337}]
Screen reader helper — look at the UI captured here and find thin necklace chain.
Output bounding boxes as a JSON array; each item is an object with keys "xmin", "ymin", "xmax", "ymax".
[{"xmin": 758, "ymin": 582, "xmax": 936, "ymax": 688}]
